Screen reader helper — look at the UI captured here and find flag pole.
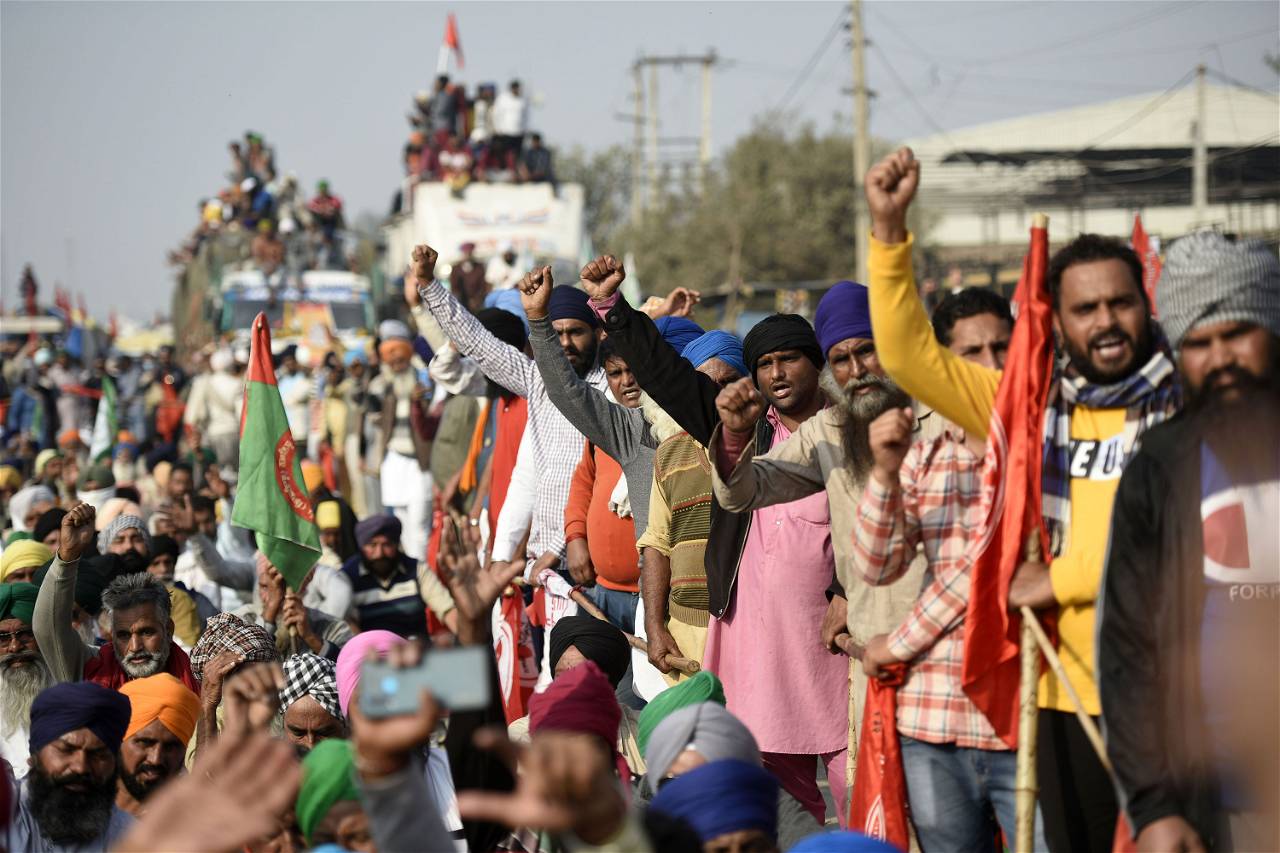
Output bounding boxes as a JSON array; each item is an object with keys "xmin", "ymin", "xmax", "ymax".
[{"xmin": 1014, "ymin": 211, "xmax": 1050, "ymax": 853}]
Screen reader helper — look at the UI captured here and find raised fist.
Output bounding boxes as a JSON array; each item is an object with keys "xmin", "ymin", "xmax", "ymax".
[
  {"xmin": 579, "ymin": 255, "xmax": 625, "ymax": 303},
  {"xmin": 411, "ymin": 244, "xmax": 438, "ymax": 284},
  {"xmin": 868, "ymin": 406, "xmax": 914, "ymax": 484},
  {"xmin": 59, "ymin": 502, "xmax": 96, "ymax": 563},
  {"xmin": 865, "ymin": 147, "xmax": 919, "ymax": 244},
  {"xmin": 517, "ymin": 266, "xmax": 554, "ymax": 320},
  {"xmin": 715, "ymin": 376, "xmax": 766, "ymax": 436}
]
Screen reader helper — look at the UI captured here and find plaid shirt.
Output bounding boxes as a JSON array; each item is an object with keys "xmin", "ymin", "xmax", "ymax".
[
  {"xmin": 851, "ymin": 425, "xmax": 1006, "ymax": 751},
  {"xmin": 421, "ymin": 281, "xmax": 606, "ymax": 561}
]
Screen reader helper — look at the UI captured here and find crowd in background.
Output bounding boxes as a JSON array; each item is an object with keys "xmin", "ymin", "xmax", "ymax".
[{"xmin": 0, "ymin": 147, "xmax": 1276, "ymax": 853}]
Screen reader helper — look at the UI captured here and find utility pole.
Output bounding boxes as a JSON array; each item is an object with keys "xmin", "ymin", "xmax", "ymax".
[
  {"xmin": 1192, "ymin": 63, "xmax": 1208, "ymax": 223},
  {"xmin": 631, "ymin": 60, "xmax": 645, "ymax": 223},
  {"xmin": 630, "ymin": 52, "xmax": 719, "ymax": 209},
  {"xmin": 850, "ymin": 0, "xmax": 871, "ymax": 283}
]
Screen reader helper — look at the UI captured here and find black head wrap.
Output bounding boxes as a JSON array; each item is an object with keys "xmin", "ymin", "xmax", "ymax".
[
  {"xmin": 476, "ymin": 308, "xmax": 529, "ymax": 350},
  {"xmin": 741, "ymin": 314, "xmax": 824, "ymax": 378},
  {"xmin": 548, "ymin": 615, "xmax": 631, "ymax": 688},
  {"xmin": 32, "ymin": 507, "xmax": 67, "ymax": 545}
]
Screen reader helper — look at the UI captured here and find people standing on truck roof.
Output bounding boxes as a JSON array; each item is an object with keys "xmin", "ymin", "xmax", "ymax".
[
  {"xmin": 307, "ymin": 180, "xmax": 345, "ymax": 270},
  {"xmin": 519, "ymin": 132, "xmax": 556, "ymax": 188},
  {"xmin": 492, "ymin": 79, "xmax": 529, "ymax": 173}
]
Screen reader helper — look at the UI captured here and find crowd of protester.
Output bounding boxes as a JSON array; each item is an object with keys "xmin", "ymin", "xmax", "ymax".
[
  {"xmin": 170, "ymin": 129, "xmax": 351, "ymax": 278},
  {"xmin": 0, "ymin": 146, "xmax": 1276, "ymax": 853},
  {"xmin": 396, "ymin": 76, "xmax": 556, "ymax": 212}
]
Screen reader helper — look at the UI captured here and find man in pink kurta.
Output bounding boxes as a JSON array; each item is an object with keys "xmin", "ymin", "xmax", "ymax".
[{"xmin": 703, "ymin": 318, "xmax": 849, "ymax": 826}]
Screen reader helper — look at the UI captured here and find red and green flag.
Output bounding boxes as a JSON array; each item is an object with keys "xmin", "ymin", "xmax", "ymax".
[{"xmin": 231, "ymin": 313, "xmax": 320, "ymax": 590}]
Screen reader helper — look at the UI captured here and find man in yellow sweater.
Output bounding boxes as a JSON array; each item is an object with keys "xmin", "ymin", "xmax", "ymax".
[{"xmin": 864, "ymin": 147, "xmax": 1182, "ymax": 853}]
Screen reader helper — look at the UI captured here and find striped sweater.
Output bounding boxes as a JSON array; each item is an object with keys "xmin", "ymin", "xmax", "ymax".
[{"xmin": 637, "ymin": 432, "xmax": 712, "ymax": 627}]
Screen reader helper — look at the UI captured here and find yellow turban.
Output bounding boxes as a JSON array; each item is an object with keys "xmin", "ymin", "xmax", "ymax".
[
  {"xmin": 0, "ymin": 466, "xmax": 21, "ymax": 491},
  {"xmin": 119, "ymin": 673, "xmax": 201, "ymax": 745},
  {"xmin": 1, "ymin": 541, "xmax": 53, "ymax": 583},
  {"xmin": 301, "ymin": 460, "xmax": 324, "ymax": 495},
  {"xmin": 316, "ymin": 501, "xmax": 340, "ymax": 531},
  {"xmin": 34, "ymin": 450, "xmax": 61, "ymax": 478}
]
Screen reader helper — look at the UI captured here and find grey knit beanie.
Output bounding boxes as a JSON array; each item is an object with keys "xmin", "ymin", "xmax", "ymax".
[
  {"xmin": 1156, "ymin": 231, "xmax": 1280, "ymax": 350},
  {"xmin": 97, "ymin": 514, "xmax": 152, "ymax": 555}
]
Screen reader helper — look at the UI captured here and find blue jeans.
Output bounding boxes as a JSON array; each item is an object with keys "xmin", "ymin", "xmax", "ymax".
[
  {"xmin": 586, "ymin": 585, "xmax": 638, "ymax": 634},
  {"xmin": 900, "ymin": 736, "xmax": 1047, "ymax": 852}
]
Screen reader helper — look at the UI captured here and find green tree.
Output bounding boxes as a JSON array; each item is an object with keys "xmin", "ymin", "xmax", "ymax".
[{"xmin": 557, "ymin": 144, "xmax": 632, "ymax": 251}]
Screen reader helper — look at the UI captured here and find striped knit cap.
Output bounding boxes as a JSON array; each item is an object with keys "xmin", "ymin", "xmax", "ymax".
[{"xmin": 1156, "ymin": 230, "xmax": 1280, "ymax": 350}]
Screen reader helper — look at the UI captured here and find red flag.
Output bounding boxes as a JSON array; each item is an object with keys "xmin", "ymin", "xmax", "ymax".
[
  {"xmin": 960, "ymin": 218, "xmax": 1053, "ymax": 748},
  {"xmin": 848, "ymin": 665, "xmax": 911, "ymax": 850},
  {"xmin": 492, "ymin": 590, "xmax": 537, "ymax": 724},
  {"xmin": 1131, "ymin": 215, "xmax": 1161, "ymax": 317},
  {"xmin": 441, "ymin": 13, "xmax": 464, "ymax": 70}
]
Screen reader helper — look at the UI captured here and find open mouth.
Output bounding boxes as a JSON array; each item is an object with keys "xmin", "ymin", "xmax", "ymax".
[
  {"xmin": 770, "ymin": 383, "xmax": 792, "ymax": 400},
  {"xmin": 621, "ymin": 388, "xmax": 641, "ymax": 402},
  {"xmin": 1091, "ymin": 336, "xmax": 1129, "ymax": 361}
]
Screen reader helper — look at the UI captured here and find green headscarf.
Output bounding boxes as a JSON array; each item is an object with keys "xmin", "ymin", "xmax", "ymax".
[
  {"xmin": 637, "ymin": 670, "xmax": 726, "ymax": 753},
  {"xmin": 0, "ymin": 582, "xmax": 39, "ymax": 625},
  {"xmin": 295, "ymin": 738, "xmax": 360, "ymax": 844}
]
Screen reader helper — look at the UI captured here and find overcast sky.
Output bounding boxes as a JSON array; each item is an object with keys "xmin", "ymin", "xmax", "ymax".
[{"xmin": 3, "ymin": 0, "xmax": 1277, "ymax": 319}]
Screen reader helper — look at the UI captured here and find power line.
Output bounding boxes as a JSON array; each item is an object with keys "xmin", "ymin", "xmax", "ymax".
[
  {"xmin": 1204, "ymin": 67, "xmax": 1280, "ymax": 99},
  {"xmin": 772, "ymin": 7, "xmax": 848, "ymax": 114}
]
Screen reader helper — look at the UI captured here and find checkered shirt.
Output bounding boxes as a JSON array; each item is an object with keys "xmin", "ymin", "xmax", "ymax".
[
  {"xmin": 851, "ymin": 425, "xmax": 1007, "ymax": 751},
  {"xmin": 421, "ymin": 281, "xmax": 606, "ymax": 561}
]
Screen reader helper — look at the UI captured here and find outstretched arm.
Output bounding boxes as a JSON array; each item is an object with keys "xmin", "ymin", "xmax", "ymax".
[
  {"xmin": 519, "ymin": 266, "xmax": 648, "ymax": 463},
  {"xmin": 580, "ymin": 255, "xmax": 721, "ymax": 446},
  {"xmin": 33, "ymin": 504, "xmax": 97, "ymax": 683},
  {"xmin": 865, "ymin": 148, "xmax": 999, "ymax": 439},
  {"xmin": 412, "ymin": 244, "xmax": 538, "ymax": 399}
]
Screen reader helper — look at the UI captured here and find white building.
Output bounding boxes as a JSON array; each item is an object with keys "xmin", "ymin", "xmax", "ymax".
[{"xmin": 905, "ymin": 81, "xmax": 1280, "ymax": 282}]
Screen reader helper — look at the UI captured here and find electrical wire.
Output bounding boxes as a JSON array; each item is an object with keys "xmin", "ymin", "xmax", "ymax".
[{"xmin": 772, "ymin": 7, "xmax": 848, "ymax": 114}]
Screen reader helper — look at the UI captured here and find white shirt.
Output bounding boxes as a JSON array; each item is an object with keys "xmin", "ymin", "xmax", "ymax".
[
  {"xmin": 485, "ymin": 256, "xmax": 524, "ymax": 291},
  {"xmin": 492, "ymin": 91, "xmax": 528, "ymax": 136}
]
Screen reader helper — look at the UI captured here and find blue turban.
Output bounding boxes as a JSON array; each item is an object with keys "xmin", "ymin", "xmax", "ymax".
[
  {"xmin": 681, "ymin": 331, "xmax": 748, "ymax": 378},
  {"xmin": 484, "ymin": 289, "xmax": 530, "ymax": 333},
  {"xmin": 355, "ymin": 514, "xmax": 402, "ymax": 549},
  {"xmin": 547, "ymin": 285, "xmax": 599, "ymax": 328},
  {"xmin": 654, "ymin": 316, "xmax": 705, "ymax": 356},
  {"xmin": 814, "ymin": 280, "xmax": 873, "ymax": 356},
  {"xmin": 791, "ymin": 831, "xmax": 903, "ymax": 853},
  {"xmin": 649, "ymin": 759, "xmax": 778, "ymax": 843},
  {"xmin": 29, "ymin": 681, "xmax": 132, "ymax": 754}
]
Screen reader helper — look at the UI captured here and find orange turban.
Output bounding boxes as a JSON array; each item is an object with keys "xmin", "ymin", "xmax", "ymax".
[
  {"xmin": 300, "ymin": 460, "xmax": 324, "ymax": 494},
  {"xmin": 119, "ymin": 673, "xmax": 201, "ymax": 745}
]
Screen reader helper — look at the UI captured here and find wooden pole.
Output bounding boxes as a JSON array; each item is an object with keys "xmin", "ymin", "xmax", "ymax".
[
  {"xmin": 1022, "ymin": 606, "xmax": 1112, "ymax": 771},
  {"xmin": 568, "ymin": 587, "xmax": 700, "ymax": 676},
  {"xmin": 1015, "ymin": 533, "xmax": 1042, "ymax": 853}
]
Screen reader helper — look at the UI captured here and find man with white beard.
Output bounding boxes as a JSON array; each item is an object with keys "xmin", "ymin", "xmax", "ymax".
[
  {"xmin": 34, "ymin": 504, "xmax": 200, "ymax": 691},
  {"xmin": 0, "ymin": 583, "xmax": 53, "ymax": 778},
  {"xmin": 709, "ymin": 281, "xmax": 940, "ymax": 781}
]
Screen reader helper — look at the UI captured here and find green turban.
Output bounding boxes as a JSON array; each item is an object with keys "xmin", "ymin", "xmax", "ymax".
[
  {"xmin": 0, "ymin": 582, "xmax": 39, "ymax": 625},
  {"xmin": 637, "ymin": 670, "xmax": 726, "ymax": 754},
  {"xmin": 296, "ymin": 738, "xmax": 360, "ymax": 845}
]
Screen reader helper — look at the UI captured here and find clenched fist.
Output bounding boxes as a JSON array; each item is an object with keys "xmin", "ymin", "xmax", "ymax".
[
  {"xmin": 411, "ymin": 244, "xmax": 439, "ymax": 284},
  {"xmin": 716, "ymin": 376, "xmax": 766, "ymax": 436},
  {"xmin": 59, "ymin": 502, "xmax": 96, "ymax": 563},
  {"xmin": 865, "ymin": 147, "xmax": 919, "ymax": 245},
  {"xmin": 869, "ymin": 406, "xmax": 914, "ymax": 485},
  {"xmin": 579, "ymin": 255, "xmax": 625, "ymax": 303},
  {"xmin": 517, "ymin": 266, "xmax": 554, "ymax": 320}
]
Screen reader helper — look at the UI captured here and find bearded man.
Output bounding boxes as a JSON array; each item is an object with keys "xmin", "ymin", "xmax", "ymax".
[
  {"xmin": 0, "ymin": 583, "xmax": 53, "ymax": 777},
  {"xmin": 115, "ymin": 673, "xmax": 201, "ymax": 816},
  {"xmin": 33, "ymin": 503, "xmax": 199, "ymax": 691},
  {"xmin": 710, "ymin": 280, "xmax": 940, "ymax": 776},
  {"xmin": 4, "ymin": 681, "xmax": 134, "ymax": 850}
]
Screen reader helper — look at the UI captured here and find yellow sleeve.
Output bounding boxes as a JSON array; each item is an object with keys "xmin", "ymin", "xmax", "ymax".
[
  {"xmin": 635, "ymin": 470, "xmax": 672, "ymax": 556},
  {"xmin": 167, "ymin": 587, "xmax": 202, "ymax": 648},
  {"xmin": 868, "ymin": 234, "xmax": 1002, "ymax": 439}
]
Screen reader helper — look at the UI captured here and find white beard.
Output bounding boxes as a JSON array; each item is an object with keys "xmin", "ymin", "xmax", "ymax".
[{"xmin": 0, "ymin": 654, "xmax": 52, "ymax": 738}]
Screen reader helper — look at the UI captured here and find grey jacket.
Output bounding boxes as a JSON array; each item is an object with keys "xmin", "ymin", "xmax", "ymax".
[{"xmin": 528, "ymin": 316, "xmax": 658, "ymax": 537}]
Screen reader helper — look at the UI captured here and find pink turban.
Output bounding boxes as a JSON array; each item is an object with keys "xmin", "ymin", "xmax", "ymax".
[{"xmin": 335, "ymin": 630, "xmax": 405, "ymax": 717}]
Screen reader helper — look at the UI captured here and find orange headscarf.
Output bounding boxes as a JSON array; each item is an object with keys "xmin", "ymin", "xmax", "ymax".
[{"xmin": 119, "ymin": 673, "xmax": 201, "ymax": 745}]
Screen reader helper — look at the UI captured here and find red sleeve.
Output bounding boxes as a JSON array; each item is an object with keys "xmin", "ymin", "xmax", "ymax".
[{"xmin": 564, "ymin": 442, "xmax": 596, "ymax": 543}]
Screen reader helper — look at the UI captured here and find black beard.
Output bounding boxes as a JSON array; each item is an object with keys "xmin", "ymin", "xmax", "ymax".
[
  {"xmin": 28, "ymin": 762, "xmax": 117, "ymax": 844},
  {"xmin": 119, "ymin": 763, "xmax": 172, "ymax": 802},
  {"xmin": 118, "ymin": 549, "xmax": 150, "ymax": 575},
  {"xmin": 820, "ymin": 367, "xmax": 912, "ymax": 485},
  {"xmin": 365, "ymin": 556, "xmax": 399, "ymax": 578},
  {"xmin": 1061, "ymin": 322, "xmax": 1153, "ymax": 386}
]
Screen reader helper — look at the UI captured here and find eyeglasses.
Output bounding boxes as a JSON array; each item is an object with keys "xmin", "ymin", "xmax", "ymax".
[{"xmin": 0, "ymin": 629, "xmax": 36, "ymax": 648}]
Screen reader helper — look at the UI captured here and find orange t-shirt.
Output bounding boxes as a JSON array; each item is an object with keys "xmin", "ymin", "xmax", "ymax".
[{"xmin": 564, "ymin": 443, "xmax": 640, "ymax": 592}]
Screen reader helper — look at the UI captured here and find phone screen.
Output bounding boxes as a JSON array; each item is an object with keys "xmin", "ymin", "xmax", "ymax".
[{"xmin": 359, "ymin": 646, "xmax": 491, "ymax": 719}]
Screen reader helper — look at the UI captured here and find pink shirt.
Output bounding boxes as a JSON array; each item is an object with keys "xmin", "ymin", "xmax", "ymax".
[{"xmin": 702, "ymin": 408, "xmax": 849, "ymax": 754}]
